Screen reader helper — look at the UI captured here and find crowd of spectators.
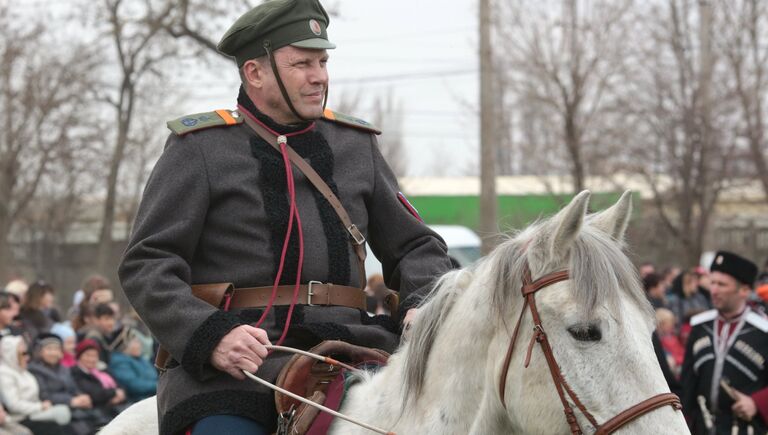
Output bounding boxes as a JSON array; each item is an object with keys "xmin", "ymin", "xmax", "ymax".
[{"xmin": 0, "ymin": 275, "xmax": 157, "ymax": 435}]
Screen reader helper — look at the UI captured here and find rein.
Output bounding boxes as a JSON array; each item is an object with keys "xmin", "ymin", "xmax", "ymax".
[
  {"xmin": 498, "ymin": 261, "xmax": 682, "ymax": 434},
  {"xmin": 246, "ymin": 345, "xmax": 396, "ymax": 435}
]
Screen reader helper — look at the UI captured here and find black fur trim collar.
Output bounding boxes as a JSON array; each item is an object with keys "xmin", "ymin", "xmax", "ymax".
[{"xmin": 240, "ymin": 90, "xmax": 350, "ymax": 286}]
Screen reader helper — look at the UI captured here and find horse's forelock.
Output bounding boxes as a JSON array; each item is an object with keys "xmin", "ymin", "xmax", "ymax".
[{"xmin": 569, "ymin": 225, "xmax": 651, "ymax": 319}]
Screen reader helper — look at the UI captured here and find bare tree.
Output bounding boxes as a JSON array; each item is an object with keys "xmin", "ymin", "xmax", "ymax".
[
  {"xmin": 371, "ymin": 91, "xmax": 407, "ymax": 177},
  {"xmin": 718, "ymin": 0, "xmax": 768, "ymax": 199},
  {"xmin": 0, "ymin": 2, "xmax": 98, "ymax": 280},
  {"xmin": 116, "ymin": 80, "xmax": 180, "ymax": 240},
  {"xmin": 498, "ymin": 0, "xmax": 634, "ymax": 192},
  {"xmin": 94, "ymin": 0, "xmax": 183, "ymax": 273},
  {"xmin": 619, "ymin": 0, "xmax": 736, "ymax": 265}
]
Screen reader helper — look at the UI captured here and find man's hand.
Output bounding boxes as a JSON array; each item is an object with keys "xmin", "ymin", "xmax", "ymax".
[
  {"xmin": 110, "ymin": 389, "xmax": 126, "ymax": 405},
  {"xmin": 41, "ymin": 400, "xmax": 52, "ymax": 410},
  {"xmin": 731, "ymin": 390, "xmax": 758, "ymax": 421},
  {"xmin": 211, "ymin": 325, "xmax": 271, "ymax": 380},
  {"xmin": 0, "ymin": 404, "xmax": 7, "ymax": 424},
  {"xmin": 70, "ymin": 394, "xmax": 92, "ymax": 408}
]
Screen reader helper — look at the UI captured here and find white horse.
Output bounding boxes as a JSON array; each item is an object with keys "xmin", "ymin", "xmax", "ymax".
[{"xmin": 100, "ymin": 191, "xmax": 690, "ymax": 434}]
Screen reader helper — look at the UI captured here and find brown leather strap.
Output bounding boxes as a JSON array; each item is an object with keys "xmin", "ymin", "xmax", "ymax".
[
  {"xmin": 594, "ymin": 393, "xmax": 682, "ymax": 435},
  {"xmin": 241, "ymin": 111, "xmax": 367, "ymax": 290},
  {"xmin": 498, "ymin": 298, "xmax": 529, "ymax": 407},
  {"xmin": 498, "ymin": 260, "xmax": 683, "ymax": 434},
  {"xmin": 522, "ymin": 270, "xmax": 570, "ymax": 296},
  {"xmin": 228, "ymin": 283, "xmax": 365, "ymax": 310},
  {"xmin": 499, "ymin": 267, "xmax": 570, "ymax": 407}
]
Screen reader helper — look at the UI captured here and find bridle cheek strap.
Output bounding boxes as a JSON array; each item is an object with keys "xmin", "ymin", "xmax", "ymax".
[{"xmin": 498, "ymin": 262, "xmax": 682, "ymax": 435}]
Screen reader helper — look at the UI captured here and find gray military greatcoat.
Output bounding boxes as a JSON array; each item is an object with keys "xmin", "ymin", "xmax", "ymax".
[{"xmin": 118, "ymin": 96, "xmax": 452, "ymax": 435}]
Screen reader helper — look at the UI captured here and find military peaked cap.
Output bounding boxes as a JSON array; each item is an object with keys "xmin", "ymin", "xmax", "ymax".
[
  {"xmin": 218, "ymin": 0, "xmax": 336, "ymax": 67},
  {"xmin": 710, "ymin": 250, "xmax": 758, "ymax": 286}
]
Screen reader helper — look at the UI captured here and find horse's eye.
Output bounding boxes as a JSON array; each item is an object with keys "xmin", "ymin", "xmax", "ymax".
[{"xmin": 567, "ymin": 324, "xmax": 602, "ymax": 342}]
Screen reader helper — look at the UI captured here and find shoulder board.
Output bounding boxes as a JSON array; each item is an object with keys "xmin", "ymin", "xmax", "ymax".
[
  {"xmin": 690, "ymin": 309, "xmax": 718, "ymax": 327},
  {"xmin": 322, "ymin": 109, "xmax": 381, "ymax": 135},
  {"xmin": 167, "ymin": 109, "xmax": 243, "ymax": 136},
  {"xmin": 746, "ymin": 311, "xmax": 768, "ymax": 333}
]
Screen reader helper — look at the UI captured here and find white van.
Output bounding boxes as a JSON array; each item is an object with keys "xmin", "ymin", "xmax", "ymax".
[{"xmin": 364, "ymin": 225, "xmax": 481, "ymax": 278}]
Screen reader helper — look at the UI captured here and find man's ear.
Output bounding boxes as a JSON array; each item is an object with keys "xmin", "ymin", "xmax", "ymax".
[{"xmin": 242, "ymin": 59, "xmax": 268, "ymax": 89}]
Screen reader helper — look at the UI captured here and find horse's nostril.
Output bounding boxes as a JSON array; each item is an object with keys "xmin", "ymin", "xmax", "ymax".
[{"xmin": 567, "ymin": 324, "xmax": 602, "ymax": 342}]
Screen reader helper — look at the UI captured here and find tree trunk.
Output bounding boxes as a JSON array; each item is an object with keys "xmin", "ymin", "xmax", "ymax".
[{"xmin": 96, "ymin": 81, "xmax": 134, "ymax": 274}]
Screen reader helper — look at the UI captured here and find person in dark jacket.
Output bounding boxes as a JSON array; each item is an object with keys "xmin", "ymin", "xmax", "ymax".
[
  {"xmin": 117, "ymin": 1, "xmax": 453, "ymax": 433},
  {"xmin": 70, "ymin": 340, "xmax": 126, "ymax": 419},
  {"xmin": 681, "ymin": 251, "xmax": 768, "ymax": 434},
  {"xmin": 29, "ymin": 334, "xmax": 101, "ymax": 435},
  {"xmin": 0, "ymin": 291, "xmax": 22, "ymax": 339},
  {"xmin": 107, "ymin": 327, "xmax": 157, "ymax": 403},
  {"xmin": 17, "ymin": 282, "xmax": 61, "ymax": 343}
]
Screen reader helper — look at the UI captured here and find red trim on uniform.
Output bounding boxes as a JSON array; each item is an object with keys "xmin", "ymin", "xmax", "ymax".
[
  {"xmin": 751, "ymin": 387, "xmax": 768, "ymax": 424},
  {"xmin": 397, "ymin": 192, "xmax": 423, "ymax": 222}
]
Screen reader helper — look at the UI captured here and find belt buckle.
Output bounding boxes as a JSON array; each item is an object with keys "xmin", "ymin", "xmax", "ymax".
[
  {"xmin": 307, "ymin": 280, "xmax": 322, "ymax": 306},
  {"xmin": 347, "ymin": 224, "xmax": 366, "ymax": 245}
]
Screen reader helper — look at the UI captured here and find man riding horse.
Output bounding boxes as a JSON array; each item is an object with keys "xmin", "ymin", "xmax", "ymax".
[{"xmin": 117, "ymin": 0, "xmax": 453, "ymax": 433}]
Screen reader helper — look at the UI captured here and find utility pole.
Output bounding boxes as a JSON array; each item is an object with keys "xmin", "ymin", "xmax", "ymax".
[{"xmin": 479, "ymin": 0, "xmax": 498, "ymax": 254}]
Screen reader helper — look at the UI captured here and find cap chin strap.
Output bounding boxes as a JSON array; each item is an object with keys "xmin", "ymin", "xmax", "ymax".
[{"xmin": 263, "ymin": 40, "xmax": 328, "ymax": 123}]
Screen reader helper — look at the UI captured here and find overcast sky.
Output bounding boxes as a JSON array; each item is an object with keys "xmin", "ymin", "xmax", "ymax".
[
  {"xmin": 184, "ymin": 0, "xmax": 480, "ymax": 176},
  {"xmin": 22, "ymin": 0, "xmax": 480, "ymax": 177}
]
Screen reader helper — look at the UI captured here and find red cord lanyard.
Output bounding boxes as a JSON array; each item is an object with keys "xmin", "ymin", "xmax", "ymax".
[{"xmin": 236, "ymin": 106, "xmax": 315, "ymax": 347}]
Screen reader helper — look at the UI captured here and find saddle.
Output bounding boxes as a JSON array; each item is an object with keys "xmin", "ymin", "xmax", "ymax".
[{"xmin": 275, "ymin": 340, "xmax": 389, "ymax": 435}]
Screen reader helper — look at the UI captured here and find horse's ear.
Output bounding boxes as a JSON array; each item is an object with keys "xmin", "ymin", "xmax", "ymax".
[
  {"xmin": 549, "ymin": 190, "xmax": 591, "ymax": 257},
  {"xmin": 589, "ymin": 190, "xmax": 633, "ymax": 241}
]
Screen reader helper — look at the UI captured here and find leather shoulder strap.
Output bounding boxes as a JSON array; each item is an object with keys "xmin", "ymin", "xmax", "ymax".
[{"xmin": 241, "ymin": 112, "xmax": 367, "ymax": 289}]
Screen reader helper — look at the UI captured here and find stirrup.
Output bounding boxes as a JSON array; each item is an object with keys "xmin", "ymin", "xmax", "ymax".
[{"xmin": 276, "ymin": 406, "xmax": 296, "ymax": 435}]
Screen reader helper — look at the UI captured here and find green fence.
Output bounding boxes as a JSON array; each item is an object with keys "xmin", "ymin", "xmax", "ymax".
[{"xmin": 407, "ymin": 192, "xmax": 638, "ymax": 232}]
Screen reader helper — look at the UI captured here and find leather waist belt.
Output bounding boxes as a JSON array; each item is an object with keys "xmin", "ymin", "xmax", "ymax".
[
  {"xmin": 228, "ymin": 282, "xmax": 365, "ymax": 311},
  {"xmin": 154, "ymin": 282, "xmax": 366, "ymax": 371}
]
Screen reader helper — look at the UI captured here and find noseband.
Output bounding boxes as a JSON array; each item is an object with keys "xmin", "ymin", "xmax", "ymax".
[{"xmin": 498, "ymin": 261, "xmax": 682, "ymax": 434}]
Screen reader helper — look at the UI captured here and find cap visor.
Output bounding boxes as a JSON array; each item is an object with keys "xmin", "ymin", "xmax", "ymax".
[{"xmin": 291, "ymin": 38, "xmax": 336, "ymax": 50}]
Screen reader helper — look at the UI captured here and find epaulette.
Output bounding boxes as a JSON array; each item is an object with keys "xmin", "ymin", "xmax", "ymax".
[
  {"xmin": 167, "ymin": 109, "xmax": 243, "ymax": 136},
  {"xmin": 690, "ymin": 309, "xmax": 718, "ymax": 327},
  {"xmin": 322, "ymin": 108, "xmax": 381, "ymax": 135},
  {"xmin": 746, "ymin": 311, "xmax": 768, "ymax": 333}
]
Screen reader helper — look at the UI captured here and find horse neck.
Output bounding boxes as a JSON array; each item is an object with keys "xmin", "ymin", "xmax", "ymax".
[
  {"xmin": 402, "ymin": 267, "xmax": 505, "ymax": 424},
  {"xmin": 341, "ymin": 269, "xmax": 502, "ymax": 433}
]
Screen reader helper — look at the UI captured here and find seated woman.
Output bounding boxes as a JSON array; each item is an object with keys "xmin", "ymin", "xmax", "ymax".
[
  {"xmin": 0, "ymin": 403, "xmax": 32, "ymax": 435},
  {"xmin": 0, "ymin": 335, "xmax": 73, "ymax": 435},
  {"xmin": 70, "ymin": 339, "xmax": 127, "ymax": 418},
  {"xmin": 108, "ymin": 327, "xmax": 157, "ymax": 403},
  {"xmin": 28, "ymin": 333, "xmax": 106, "ymax": 435},
  {"xmin": 50, "ymin": 323, "xmax": 77, "ymax": 368}
]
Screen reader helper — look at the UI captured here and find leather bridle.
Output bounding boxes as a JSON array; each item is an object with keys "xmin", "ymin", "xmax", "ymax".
[{"xmin": 498, "ymin": 261, "xmax": 682, "ymax": 434}]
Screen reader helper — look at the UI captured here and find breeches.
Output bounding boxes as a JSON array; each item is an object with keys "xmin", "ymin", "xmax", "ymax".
[{"xmin": 190, "ymin": 415, "xmax": 268, "ymax": 435}]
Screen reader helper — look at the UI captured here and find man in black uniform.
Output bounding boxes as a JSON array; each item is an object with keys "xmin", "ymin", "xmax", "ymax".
[
  {"xmin": 118, "ymin": 0, "xmax": 453, "ymax": 434},
  {"xmin": 681, "ymin": 251, "xmax": 768, "ymax": 434}
]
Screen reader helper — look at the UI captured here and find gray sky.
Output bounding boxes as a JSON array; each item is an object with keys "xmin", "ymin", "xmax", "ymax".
[{"xmin": 184, "ymin": 0, "xmax": 480, "ymax": 176}]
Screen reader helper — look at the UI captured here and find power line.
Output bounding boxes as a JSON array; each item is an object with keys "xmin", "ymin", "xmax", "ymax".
[
  {"xmin": 333, "ymin": 69, "xmax": 477, "ymax": 84},
  {"xmin": 336, "ymin": 26, "xmax": 475, "ymax": 45}
]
